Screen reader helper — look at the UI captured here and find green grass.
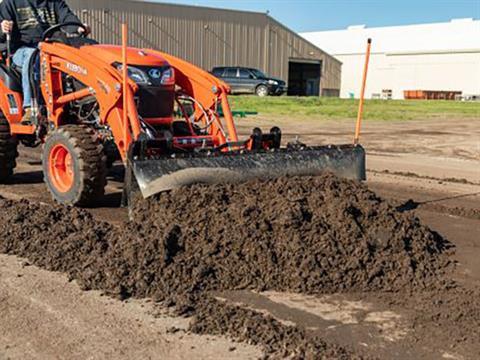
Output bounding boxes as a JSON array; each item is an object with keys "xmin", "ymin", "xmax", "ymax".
[{"xmin": 229, "ymin": 96, "xmax": 480, "ymax": 121}]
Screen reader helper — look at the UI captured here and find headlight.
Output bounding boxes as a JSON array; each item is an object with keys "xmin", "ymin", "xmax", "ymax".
[
  {"xmin": 115, "ymin": 64, "xmax": 149, "ymax": 85},
  {"xmin": 159, "ymin": 67, "xmax": 174, "ymax": 85},
  {"xmin": 146, "ymin": 67, "xmax": 175, "ymax": 85},
  {"xmin": 114, "ymin": 63, "xmax": 175, "ymax": 86},
  {"xmin": 268, "ymin": 80, "xmax": 279, "ymax": 85}
]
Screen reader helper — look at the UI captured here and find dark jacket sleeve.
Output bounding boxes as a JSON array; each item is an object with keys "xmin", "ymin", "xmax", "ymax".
[
  {"xmin": 0, "ymin": 0, "xmax": 15, "ymax": 42},
  {"xmin": 55, "ymin": 0, "xmax": 81, "ymax": 24}
]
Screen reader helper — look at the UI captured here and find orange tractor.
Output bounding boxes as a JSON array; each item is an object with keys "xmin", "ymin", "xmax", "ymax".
[{"xmin": 0, "ymin": 22, "xmax": 366, "ymax": 207}]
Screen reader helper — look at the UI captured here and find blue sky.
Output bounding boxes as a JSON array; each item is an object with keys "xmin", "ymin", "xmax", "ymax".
[{"xmin": 157, "ymin": 0, "xmax": 480, "ymax": 32}]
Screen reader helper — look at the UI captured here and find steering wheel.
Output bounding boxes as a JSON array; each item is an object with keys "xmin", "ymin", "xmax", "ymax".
[{"xmin": 42, "ymin": 22, "xmax": 88, "ymax": 41}]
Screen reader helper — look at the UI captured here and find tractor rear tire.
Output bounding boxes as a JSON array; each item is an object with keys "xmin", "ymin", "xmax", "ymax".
[
  {"xmin": 42, "ymin": 125, "xmax": 107, "ymax": 207},
  {"xmin": 0, "ymin": 114, "xmax": 18, "ymax": 183}
]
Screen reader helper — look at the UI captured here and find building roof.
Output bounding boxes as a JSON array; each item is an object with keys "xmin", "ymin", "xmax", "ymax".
[
  {"xmin": 129, "ymin": 0, "xmax": 266, "ymax": 16},
  {"xmin": 301, "ymin": 18, "xmax": 480, "ymax": 55}
]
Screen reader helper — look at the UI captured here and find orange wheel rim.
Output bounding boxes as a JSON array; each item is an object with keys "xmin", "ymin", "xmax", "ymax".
[{"xmin": 49, "ymin": 144, "xmax": 74, "ymax": 193}]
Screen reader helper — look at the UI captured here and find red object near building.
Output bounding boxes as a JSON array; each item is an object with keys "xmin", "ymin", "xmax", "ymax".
[{"xmin": 404, "ymin": 90, "xmax": 462, "ymax": 100}]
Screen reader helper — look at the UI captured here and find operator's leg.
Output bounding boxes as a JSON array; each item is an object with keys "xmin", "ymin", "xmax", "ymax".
[{"xmin": 12, "ymin": 47, "xmax": 37, "ymax": 120}]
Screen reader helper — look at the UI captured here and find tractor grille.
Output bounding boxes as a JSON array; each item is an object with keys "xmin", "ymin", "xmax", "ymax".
[{"xmin": 137, "ymin": 85, "xmax": 175, "ymax": 119}]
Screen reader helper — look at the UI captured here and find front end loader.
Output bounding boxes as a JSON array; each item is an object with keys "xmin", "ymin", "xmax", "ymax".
[{"xmin": 0, "ymin": 22, "xmax": 366, "ymax": 207}]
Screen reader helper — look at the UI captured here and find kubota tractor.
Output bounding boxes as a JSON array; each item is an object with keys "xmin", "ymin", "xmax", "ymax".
[{"xmin": 0, "ymin": 22, "xmax": 366, "ymax": 207}]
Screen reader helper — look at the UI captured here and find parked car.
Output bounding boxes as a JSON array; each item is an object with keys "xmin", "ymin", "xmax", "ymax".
[{"xmin": 211, "ymin": 67, "xmax": 287, "ymax": 96}]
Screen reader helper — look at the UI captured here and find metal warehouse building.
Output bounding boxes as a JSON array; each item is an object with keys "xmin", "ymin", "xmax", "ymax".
[
  {"xmin": 67, "ymin": 0, "xmax": 341, "ymax": 97},
  {"xmin": 302, "ymin": 18, "xmax": 480, "ymax": 100}
]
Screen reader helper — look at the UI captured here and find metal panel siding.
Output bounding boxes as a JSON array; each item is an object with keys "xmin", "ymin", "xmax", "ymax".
[{"xmin": 67, "ymin": 0, "xmax": 340, "ymax": 94}]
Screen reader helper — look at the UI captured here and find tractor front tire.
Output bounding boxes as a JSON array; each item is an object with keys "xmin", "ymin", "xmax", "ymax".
[
  {"xmin": 0, "ymin": 114, "xmax": 18, "ymax": 183},
  {"xmin": 42, "ymin": 125, "xmax": 107, "ymax": 207}
]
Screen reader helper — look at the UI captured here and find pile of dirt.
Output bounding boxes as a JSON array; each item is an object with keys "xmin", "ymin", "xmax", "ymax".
[
  {"xmin": 0, "ymin": 198, "xmax": 114, "ymax": 280},
  {"xmin": 0, "ymin": 175, "xmax": 453, "ymax": 300},
  {"xmin": 0, "ymin": 174, "xmax": 455, "ymax": 358},
  {"xmin": 127, "ymin": 174, "xmax": 453, "ymax": 300}
]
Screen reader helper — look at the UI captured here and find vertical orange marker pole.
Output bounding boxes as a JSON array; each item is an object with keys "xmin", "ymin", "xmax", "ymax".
[
  {"xmin": 122, "ymin": 23, "xmax": 129, "ymax": 147},
  {"xmin": 354, "ymin": 38, "xmax": 372, "ymax": 145}
]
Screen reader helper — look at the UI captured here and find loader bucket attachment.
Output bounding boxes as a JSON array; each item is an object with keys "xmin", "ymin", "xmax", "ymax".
[{"xmin": 128, "ymin": 144, "xmax": 366, "ymax": 199}]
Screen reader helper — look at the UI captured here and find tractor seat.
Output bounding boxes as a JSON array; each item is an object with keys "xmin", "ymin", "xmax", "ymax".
[
  {"xmin": 0, "ymin": 43, "xmax": 28, "ymax": 93},
  {"xmin": 11, "ymin": 63, "xmax": 22, "ymax": 74},
  {"xmin": 0, "ymin": 51, "xmax": 22, "ymax": 73},
  {"xmin": 0, "ymin": 58, "xmax": 23, "ymax": 93}
]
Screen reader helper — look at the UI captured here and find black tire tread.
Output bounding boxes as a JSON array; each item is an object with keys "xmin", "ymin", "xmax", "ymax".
[
  {"xmin": 43, "ymin": 125, "xmax": 107, "ymax": 206},
  {"xmin": 0, "ymin": 113, "xmax": 18, "ymax": 182}
]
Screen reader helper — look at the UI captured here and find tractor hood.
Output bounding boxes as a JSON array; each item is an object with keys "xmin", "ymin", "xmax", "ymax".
[{"xmin": 80, "ymin": 45, "xmax": 170, "ymax": 67}]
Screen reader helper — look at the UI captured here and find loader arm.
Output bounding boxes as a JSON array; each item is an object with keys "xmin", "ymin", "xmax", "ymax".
[{"xmin": 39, "ymin": 42, "xmax": 141, "ymax": 160}]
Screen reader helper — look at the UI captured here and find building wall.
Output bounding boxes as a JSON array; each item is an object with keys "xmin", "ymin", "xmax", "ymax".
[
  {"xmin": 302, "ymin": 19, "xmax": 480, "ymax": 99},
  {"xmin": 66, "ymin": 0, "xmax": 341, "ymax": 95},
  {"xmin": 338, "ymin": 51, "xmax": 480, "ymax": 99}
]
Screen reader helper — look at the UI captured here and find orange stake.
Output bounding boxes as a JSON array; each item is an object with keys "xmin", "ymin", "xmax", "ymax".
[
  {"xmin": 122, "ymin": 23, "xmax": 129, "ymax": 149},
  {"xmin": 354, "ymin": 38, "xmax": 372, "ymax": 145}
]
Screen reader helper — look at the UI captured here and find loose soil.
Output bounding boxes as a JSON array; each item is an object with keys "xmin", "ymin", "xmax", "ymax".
[{"xmin": 1, "ymin": 174, "xmax": 474, "ymax": 358}]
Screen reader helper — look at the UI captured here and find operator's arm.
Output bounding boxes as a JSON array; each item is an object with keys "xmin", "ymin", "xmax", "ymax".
[
  {"xmin": 0, "ymin": 0, "xmax": 15, "ymax": 42},
  {"xmin": 54, "ymin": 0, "xmax": 90, "ymax": 35},
  {"xmin": 55, "ymin": 0, "xmax": 82, "ymax": 24}
]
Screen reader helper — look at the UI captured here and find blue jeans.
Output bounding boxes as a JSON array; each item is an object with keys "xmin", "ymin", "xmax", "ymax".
[{"xmin": 12, "ymin": 46, "xmax": 40, "ymax": 109}]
